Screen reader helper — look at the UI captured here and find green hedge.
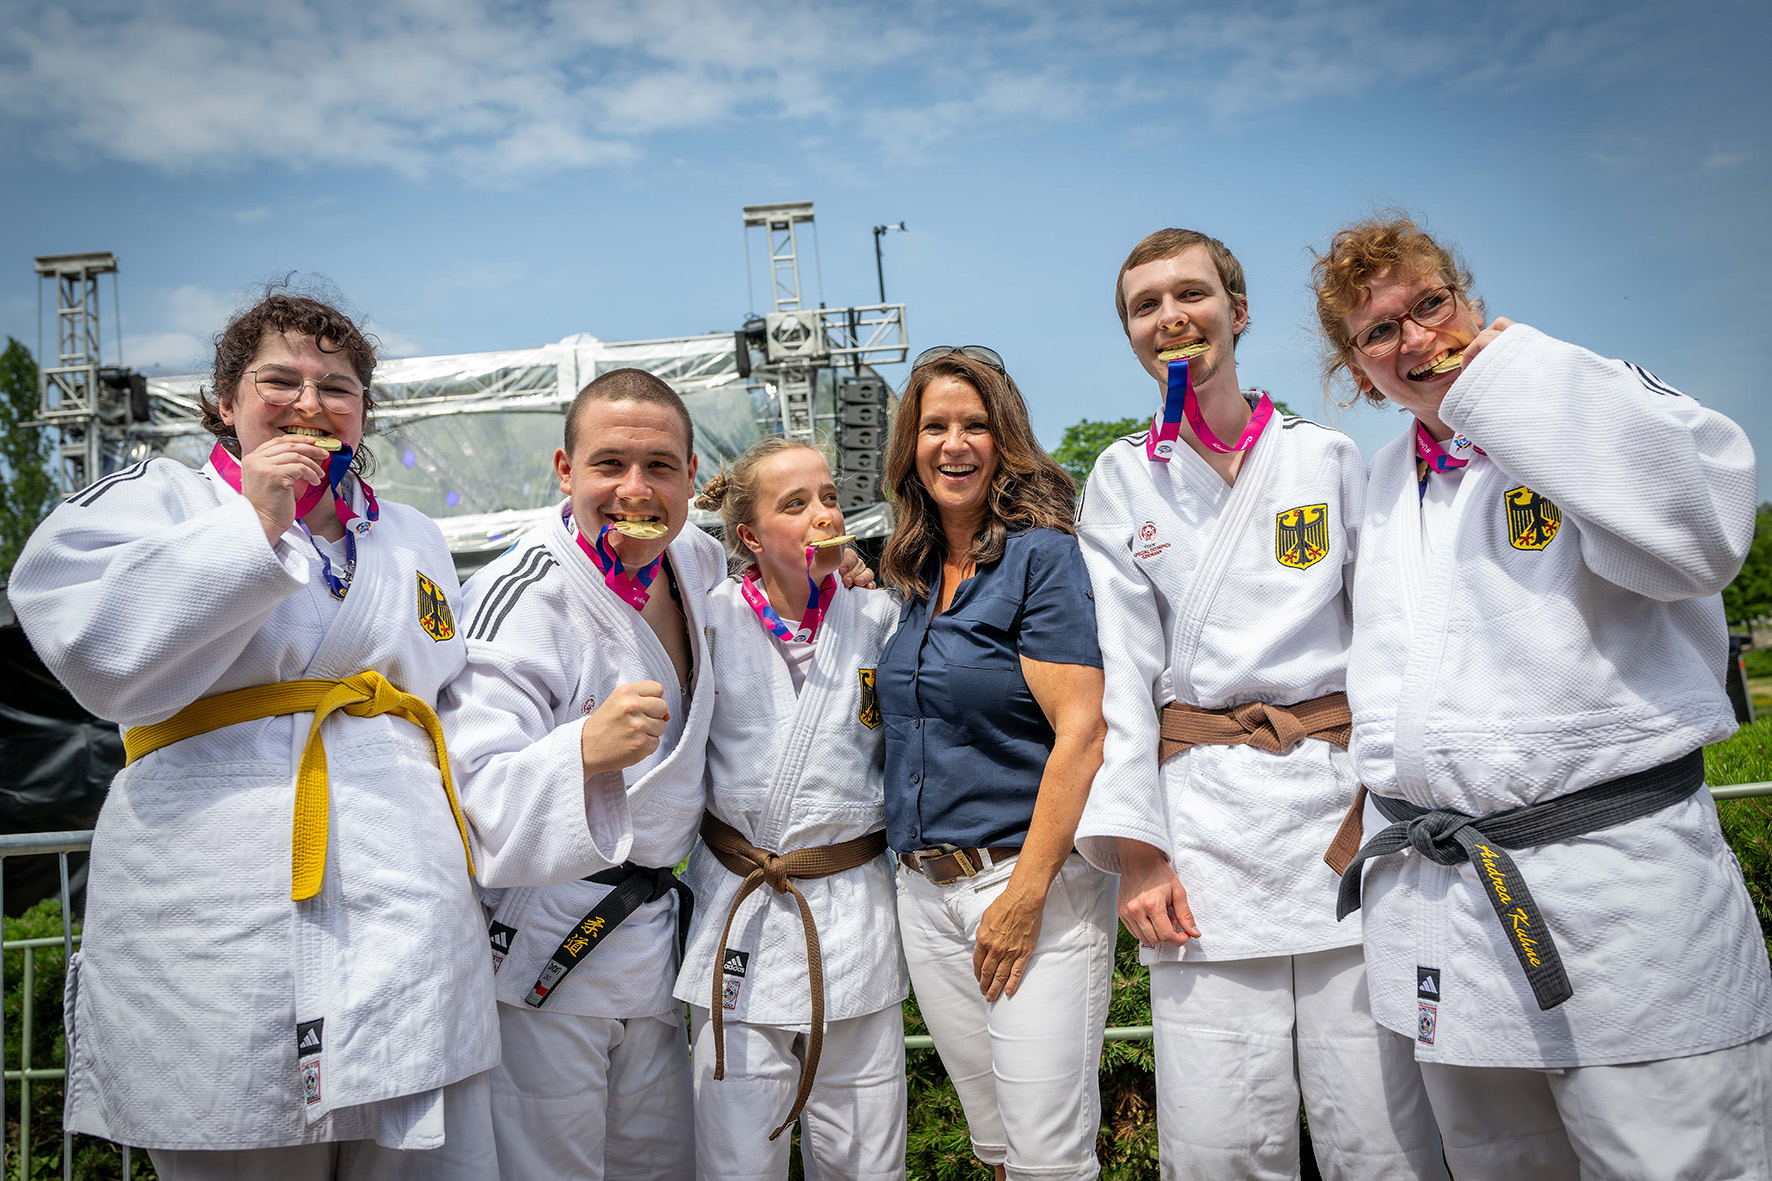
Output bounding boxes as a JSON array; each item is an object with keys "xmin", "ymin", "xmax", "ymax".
[{"xmin": 14, "ymin": 721, "xmax": 1772, "ymax": 1179}]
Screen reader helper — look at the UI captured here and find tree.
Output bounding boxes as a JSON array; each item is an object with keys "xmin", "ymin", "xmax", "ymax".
[
  {"xmin": 1724, "ymin": 503, "xmax": 1772, "ymax": 628},
  {"xmin": 1052, "ymin": 397, "xmax": 1295, "ymax": 486},
  {"xmin": 1052, "ymin": 416, "xmax": 1149, "ymax": 485},
  {"xmin": 0, "ymin": 338, "xmax": 57, "ymax": 581}
]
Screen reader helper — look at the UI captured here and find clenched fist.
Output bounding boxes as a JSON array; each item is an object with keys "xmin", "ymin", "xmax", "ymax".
[{"xmin": 580, "ymin": 680, "xmax": 670, "ymax": 777}]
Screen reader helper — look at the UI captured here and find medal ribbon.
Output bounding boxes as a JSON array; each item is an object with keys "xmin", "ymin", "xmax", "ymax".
[
  {"xmin": 1414, "ymin": 421, "xmax": 1485, "ymax": 501},
  {"xmin": 1414, "ymin": 420, "xmax": 1484, "ymax": 473},
  {"xmin": 567, "ymin": 509, "xmax": 664, "ymax": 612},
  {"xmin": 1146, "ymin": 357, "xmax": 1274, "ymax": 461},
  {"xmin": 740, "ymin": 546, "xmax": 835, "ymax": 644},
  {"xmin": 210, "ymin": 441, "xmax": 379, "ymax": 599}
]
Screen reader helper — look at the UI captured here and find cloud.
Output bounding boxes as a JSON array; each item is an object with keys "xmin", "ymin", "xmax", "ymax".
[
  {"xmin": 1705, "ymin": 151, "xmax": 1749, "ymax": 170},
  {"xmin": 234, "ymin": 207, "xmax": 270, "ymax": 223},
  {"xmin": 0, "ymin": 0, "xmax": 1696, "ymax": 178}
]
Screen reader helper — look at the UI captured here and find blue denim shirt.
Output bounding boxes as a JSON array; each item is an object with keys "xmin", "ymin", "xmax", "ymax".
[{"xmin": 879, "ymin": 527, "xmax": 1102, "ymax": 852}]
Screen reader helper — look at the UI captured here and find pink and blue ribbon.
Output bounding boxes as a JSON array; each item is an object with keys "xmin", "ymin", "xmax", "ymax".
[
  {"xmin": 567, "ymin": 508, "xmax": 663, "ymax": 612},
  {"xmin": 1146, "ymin": 357, "xmax": 1274, "ymax": 462},
  {"xmin": 740, "ymin": 546, "xmax": 835, "ymax": 644}
]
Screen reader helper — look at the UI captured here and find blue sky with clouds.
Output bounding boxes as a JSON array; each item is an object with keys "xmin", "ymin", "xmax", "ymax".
[{"xmin": 2, "ymin": 0, "xmax": 1768, "ymax": 492}]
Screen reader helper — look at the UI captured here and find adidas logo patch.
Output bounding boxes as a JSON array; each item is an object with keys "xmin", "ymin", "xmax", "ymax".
[
  {"xmin": 489, "ymin": 922, "xmax": 516, "ymax": 954},
  {"xmin": 296, "ymin": 1018, "xmax": 324, "ymax": 1058},
  {"xmin": 1417, "ymin": 967, "xmax": 1440, "ymax": 1001},
  {"xmin": 722, "ymin": 948, "xmax": 749, "ymax": 978}
]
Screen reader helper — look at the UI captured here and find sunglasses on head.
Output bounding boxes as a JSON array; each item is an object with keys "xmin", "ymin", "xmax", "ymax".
[{"xmin": 911, "ymin": 345, "xmax": 1005, "ymax": 373}]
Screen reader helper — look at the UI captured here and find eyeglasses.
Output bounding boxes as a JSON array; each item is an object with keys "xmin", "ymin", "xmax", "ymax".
[
  {"xmin": 911, "ymin": 345, "xmax": 1005, "ymax": 373},
  {"xmin": 248, "ymin": 365, "xmax": 365, "ymax": 413},
  {"xmin": 1347, "ymin": 286, "xmax": 1460, "ymax": 358}
]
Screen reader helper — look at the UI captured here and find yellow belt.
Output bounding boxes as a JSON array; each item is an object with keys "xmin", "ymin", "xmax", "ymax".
[{"xmin": 123, "ymin": 671, "xmax": 477, "ymax": 901}]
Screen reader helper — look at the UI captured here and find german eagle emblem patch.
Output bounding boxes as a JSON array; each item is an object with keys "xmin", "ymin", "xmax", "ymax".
[
  {"xmin": 1275, "ymin": 504, "xmax": 1329, "ymax": 570},
  {"xmin": 858, "ymin": 668, "xmax": 881, "ymax": 729},
  {"xmin": 417, "ymin": 572, "xmax": 457, "ymax": 642},
  {"xmin": 1504, "ymin": 487, "xmax": 1561, "ymax": 551}
]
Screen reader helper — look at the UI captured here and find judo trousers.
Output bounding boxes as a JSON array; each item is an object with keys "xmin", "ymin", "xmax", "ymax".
[
  {"xmin": 1150, "ymin": 947, "xmax": 1446, "ymax": 1181},
  {"xmin": 487, "ymin": 1004, "xmax": 694, "ymax": 1180},
  {"xmin": 147, "ymin": 1072, "xmax": 498, "ymax": 1180},
  {"xmin": 688, "ymin": 1003, "xmax": 908, "ymax": 1180},
  {"xmin": 1420, "ymin": 1029, "xmax": 1772, "ymax": 1180},
  {"xmin": 897, "ymin": 852, "xmax": 1117, "ymax": 1180}
]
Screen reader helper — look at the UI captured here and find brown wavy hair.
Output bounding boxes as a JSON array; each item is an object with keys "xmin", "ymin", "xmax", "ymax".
[
  {"xmin": 1310, "ymin": 212, "xmax": 1481, "ymax": 408},
  {"xmin": 880, "ymin": 352, "xmax": 1077, "ymax": 599},
  {"xmin": 200, "ymin": 288, "xmax": 379, "ymax": 476},
  {"xmin": 694, "ymin": 436, "xmax": 823, "ymax": 574}
]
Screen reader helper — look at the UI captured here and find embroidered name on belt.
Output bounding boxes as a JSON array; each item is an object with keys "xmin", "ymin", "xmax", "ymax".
[
  {"xmin": 417, "ymin": 572, "xmax": 457, "ymax": 641},
  {"xmin": 1275, "ymin": 504, "xmax": 1329, "ymax": 569},
  {"xmin": 1504, "ymin": 487, "xmax": 1561, "ymax": 551},
  {"xmin": 858, "ymin": 668, "xmax": 881, "ymax": 729}
]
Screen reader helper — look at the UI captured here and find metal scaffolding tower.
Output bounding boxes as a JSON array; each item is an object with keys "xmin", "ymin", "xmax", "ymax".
[
  {"xmin": 741, "ymin": 202, "xmax": 907, "ymax": 471},
  {"xmin": 34, "ymin": 252, "xmax": 118, "ymax": 494}
]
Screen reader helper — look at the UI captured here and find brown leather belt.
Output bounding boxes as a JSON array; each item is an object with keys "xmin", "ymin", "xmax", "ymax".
[
  {"xmin": 899, "ymin": 844, "xmax": 1020, "ymax": 887},
  {"xmin": 699, "ymin": 811, "xmax": 888, "ymax": 1141},
  {"xmin": 1158, "ymin": 691, "xmax": 1352, "ymax": 763}
]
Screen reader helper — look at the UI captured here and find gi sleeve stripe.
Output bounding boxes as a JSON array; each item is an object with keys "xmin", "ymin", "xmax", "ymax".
[
  {"xmin": 466, "ymin": 546, "xmax": 553, "ymax": 640},
  {"xmin": 1625, "ymin": 362, "xmax": 1684, "ymax": 398},
  {"xmin": 69, "ymin": 461, "xmax": 154, "ymax": 506},
  {"xmin": 468, "ymin": 549, "xmax": 558, "ymax": 642}
]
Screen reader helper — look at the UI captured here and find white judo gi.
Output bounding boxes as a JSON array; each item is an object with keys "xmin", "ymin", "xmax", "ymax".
[
  {"xmin": 7, "ymin": 456, "xmax": 499, "ymax": 1167},
  {"xmin": 673, "ymin": 577, "xmax": 909, "ymax": 1181},
  {"xmin": 443, "ymin": 502, "xmax": 725, "ymax": 1180},
  {"xmin": 1074, "ymin": 410, "xmax": 1445, "ymax": 1180},
  {"xmin": 1347, "ymin": 325, "xmax": 1772, "ymax": 1179}
]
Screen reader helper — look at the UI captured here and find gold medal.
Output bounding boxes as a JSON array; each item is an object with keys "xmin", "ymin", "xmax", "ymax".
[
  {"xmin": 1157, "ymin": 341, "xmax": 1211, "ymax": 363},
  {"xmin": 810, "ymin": 534, "xmax": 855, "ymax": 549},
  {"xmin": 611, "ymin": 519, "xmax": 668, "ymax": 540},
  {"xmin": 1428, "ymin": 350, "xmax": 1465, "ymax": 375}
]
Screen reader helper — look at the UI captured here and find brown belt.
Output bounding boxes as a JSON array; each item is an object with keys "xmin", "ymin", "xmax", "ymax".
[
  {"xmin": 899, "ymin": 845, "xmax": 1020, "ymax": 886},
  {"xmin": 1158, "ymin": 691, "xmax": 1352, "ymax": 763},
  {"xmin": 1157, "ymin": 692, "xmax": 1361, "ymax": 874},
  {"xmin": 699, "ymin": 811, "xmax": 888, "ymax": 1141}
]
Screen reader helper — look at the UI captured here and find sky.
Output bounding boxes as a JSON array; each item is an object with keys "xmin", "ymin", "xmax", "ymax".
[{"xmin": 2, "ymin": 0, "xmax": 1769, "ymax": 494}]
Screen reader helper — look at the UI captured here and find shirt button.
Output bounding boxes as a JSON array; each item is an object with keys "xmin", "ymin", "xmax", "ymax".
[
  {"xmin": 911, "ymin": 773, "xmax": 921, "ymax": 784},
  {"xmin": 914, "ymin": 719, "xmax": 922, "ymax": 729}
]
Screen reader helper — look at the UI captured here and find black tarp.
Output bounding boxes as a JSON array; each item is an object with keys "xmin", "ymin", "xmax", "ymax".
[{"xmin": 1, "ymin": 593, "xmax": 121, "ymax": 917}]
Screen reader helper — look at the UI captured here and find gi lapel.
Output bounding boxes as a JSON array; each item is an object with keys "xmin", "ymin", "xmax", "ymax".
[
  {"xmin": 757, "ymin": 581, "xmax": 852, "ymax": 851},
  {"xmin": 1170, "ymin": 421, "xmax": 1282, "ymax": 706},
  {"xmin": 1390, "ymin": 445, "xmax": 1489, "ymax": 796}
]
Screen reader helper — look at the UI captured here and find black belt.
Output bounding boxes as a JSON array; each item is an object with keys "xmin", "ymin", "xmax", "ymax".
[
  {"xmin": 523, "ymin": 862, "xmax": 694, "ymax": 1009},
  {"xmin": 1336, "ymin": 749, "xmax": 1705, "ymax": 1011}
]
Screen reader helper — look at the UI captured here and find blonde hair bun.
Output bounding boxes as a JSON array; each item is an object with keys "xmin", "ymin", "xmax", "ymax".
[{"xmin": 695, "ymin": 470, "xmax": 732, "ymax": 511}]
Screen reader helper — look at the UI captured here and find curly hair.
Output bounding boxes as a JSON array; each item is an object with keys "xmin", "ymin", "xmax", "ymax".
[
  {"xmin": 880, "ymin": 351, "xmax": 1078, "ymax": 599},
  {"xmin": 693, "ymin": 436, "xmax": 826, "ymax": 574},
  {"xmin": 200, "ymin": 288, "xmax": 379, "ymax": 476},
  {"xmin": 1310, "ymin": 212, "xmax": 1481, "ymax": 407}
]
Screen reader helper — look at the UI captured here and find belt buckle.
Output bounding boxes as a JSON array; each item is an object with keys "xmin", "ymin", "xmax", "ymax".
[{"xmin": 915, "ymin": 843, "xmax": 977, "ymax": 885}]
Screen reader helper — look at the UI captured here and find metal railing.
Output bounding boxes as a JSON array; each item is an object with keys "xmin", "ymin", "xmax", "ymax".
[{"xmin": 10, "ymin": 779, "xmax": 1772, "ymax": 1170}]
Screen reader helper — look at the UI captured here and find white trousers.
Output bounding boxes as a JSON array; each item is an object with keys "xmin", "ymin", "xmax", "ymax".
[
  {"xmin": 1150, "ymin": 946, "xmax": 1446, "ymax": 1181},
  {"xmin": 897, "ymin": 852, "xmax": 1117, "ymax": 1181},
  {"xmin": 487, "ymin": 1004, "xmax": 694, "ymax": 1181},
  {"xmin": 688, "ymin": 1003, "xmax": 908, "ymax": 1180},
  {"xmin": 1420, "ymin": 1030, "xmax": 1772, "ymax": 1180},
  {"xmin": 148, "ymin": 1072, "xmax": 498, "ymax": 1181}
]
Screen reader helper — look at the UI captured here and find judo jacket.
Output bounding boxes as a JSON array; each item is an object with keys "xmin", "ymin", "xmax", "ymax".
[
  {"xmin": 1074, "ymin": 406, "xmax": 1367, "ymax": 962},
  {"xmin": 1348, "ymin": 324, "xmax": 1772, "ymax": 1068},
  {"xmin": 444, "ymin": 503, "xmax": 724, "ymax": 1017},
  {"xmin": 673, "ymin": 577, "xmax": 909, "ymax": 1026},
  {"xmin": 7, "ymin": 456, "xmax": 498, "ymax": 1149}
]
